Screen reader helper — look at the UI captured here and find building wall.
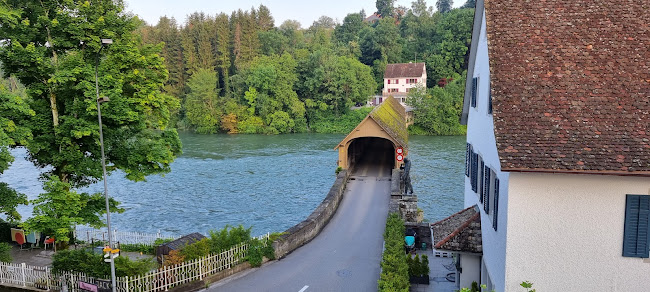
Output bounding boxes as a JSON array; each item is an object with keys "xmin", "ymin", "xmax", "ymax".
[
  {"xmin": 459, "ymin": 254, "xmax": 482, "ymax": 289},
  {"xmin": 505, "ymin": 173, "xmax": 650, "ymax": 291},
  {"xmin": 464, "ymin": 11, "xmax": 508, "ymax": 292},
  {"xmin": 382, "ymin": 69, "xmax": 427, "ymax": 104}
]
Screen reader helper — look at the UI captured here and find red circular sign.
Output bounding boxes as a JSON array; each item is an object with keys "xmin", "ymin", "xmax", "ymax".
[
  {"xmin": 396, "ymin": 147, "xmax": 403, "ymax": 155},
  {"xmin": 396, "ymin": 154, "xmax": 404, "ymax": 161}
]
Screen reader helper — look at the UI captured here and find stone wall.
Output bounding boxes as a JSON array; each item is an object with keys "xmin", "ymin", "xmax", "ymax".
[{"xmin": 272, "ymin": 169, "xmax": 351, "ymax": 259}]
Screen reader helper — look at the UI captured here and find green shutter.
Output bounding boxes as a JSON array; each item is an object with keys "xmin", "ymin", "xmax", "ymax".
[{"xmin": 623, "ymin": 195, "xmax": 650, "ymax": 258}]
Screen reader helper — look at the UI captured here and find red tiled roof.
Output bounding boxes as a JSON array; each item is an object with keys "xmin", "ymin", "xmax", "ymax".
[
  {"xmin": 486, "ymin": 0, "xmax": 650, "ymax": 174},
  {"xmin": 384, "ymin": 63, "xmax": 425, "ymax": 79},
  {"xmin": 431, "ymin": 206, "xmax": 482, "ymax": 253}
]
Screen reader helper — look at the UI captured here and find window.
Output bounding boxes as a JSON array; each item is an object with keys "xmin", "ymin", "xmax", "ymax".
[
  {"xmin": 389, "ymin": 88, "xmax": 399, "ymax": 93},
  {"xmin": 623, "ymin": 195, "xmax": 650, "ymax": 258},
  {"xmin": 471, "ymin": 77, "xmax": 478, "ymax": 108},
  {"xmin": 493, "ymin": 177, "xmax": 500, "ymax": 231},
  {"xmin": 406, "ymin": 88, "xmax": 410, "ymax": 93},
  {"xmin": 406, "ymin": 78, "xmax": 418, "ymax": 84},
  {"xmin": 395, "ymin": 79, "xmax": 399, "ymax": 84}
]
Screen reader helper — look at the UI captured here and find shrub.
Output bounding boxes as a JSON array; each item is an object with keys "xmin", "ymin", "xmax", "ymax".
[
  {"xmin": 52, "ymin": 249, "xmax": 155, "ymax": 278},
  {"xmin": 0, "ymin": 242, "xmax": 12, "ymax": 262},
  {"xmin": 378, "ymin": 213, "xmax": 409, "ymax": 292},
  {"xmin": 208, "ymin": 225, "xmax": 251, "ymax": 254},
  {"xmin": 180, "ymin": 238, "xmax": 210, "ymax": 261}
]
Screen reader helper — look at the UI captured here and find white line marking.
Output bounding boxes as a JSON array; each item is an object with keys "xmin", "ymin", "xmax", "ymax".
[{"xmin": 298, "ymin": 285, "xmax": 309, "ymax": 292}]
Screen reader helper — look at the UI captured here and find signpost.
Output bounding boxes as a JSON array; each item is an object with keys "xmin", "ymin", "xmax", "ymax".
[{"xmin": 396, "ymin": 147, "xmax": 404, "ymax": 162}]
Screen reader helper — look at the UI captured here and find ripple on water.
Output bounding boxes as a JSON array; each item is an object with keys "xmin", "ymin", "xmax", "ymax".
[{"xmin": 0, "ymin": 133, "xmax": 465, "ymax": 236}]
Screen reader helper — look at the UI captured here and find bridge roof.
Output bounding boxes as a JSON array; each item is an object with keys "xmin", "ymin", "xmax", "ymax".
[{"xmin": 335, "ymin": 96, "xmax": 408, "ymax": 149}]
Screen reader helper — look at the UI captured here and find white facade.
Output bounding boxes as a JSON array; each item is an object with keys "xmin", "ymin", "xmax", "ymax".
[
  {"xmin": 464, "ymin": 9, "xmax": 508, "ymax": 292},
  {"xmin": 505, "ymin": 173, "xmax": 650, "ymax": 291},
  {"xmin": 381, "ymin": 65, "xmax": 426, "ymax": 105},
  {"xmin": 463, "ymin": 2, "xmax": 650, "ymax": 292}
]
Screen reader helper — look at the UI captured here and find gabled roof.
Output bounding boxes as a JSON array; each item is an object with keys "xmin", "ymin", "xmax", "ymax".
[
  {"xmin": 431, "ymin": 206, "xmax": 482, "ymax": 253},
  {"xmin": 335, "ymin": 96, "xmax": 408, "ymax": 149},
  {"xmin": 384, "ymin": 63, "xmax": 426, "ymax": 79},
  {"xmin": 161, "ymin": 232, "xmax": 206, "ymax": 250},
  {"xmin": 465, "ymin": 0, "xmax": 650, "ymax": 175}
]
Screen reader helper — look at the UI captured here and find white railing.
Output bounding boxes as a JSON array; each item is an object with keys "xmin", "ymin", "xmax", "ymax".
[
  {"xmin": 1, "ymin": 233, "xmax": 270, "ymax": 292},
  {"xmin": 76, "ymin": 228, "xmax": 178, "ymax": 245}
]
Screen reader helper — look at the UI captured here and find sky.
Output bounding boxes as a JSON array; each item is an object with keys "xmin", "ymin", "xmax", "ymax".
[{"xmin": 124, "ymin": 0, "xmax": 465, "ymax": 28}]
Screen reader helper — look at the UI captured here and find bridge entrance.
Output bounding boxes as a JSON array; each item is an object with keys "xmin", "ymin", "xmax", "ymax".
[{"xmin": 335, "ymin": 96, "xmax": 408, "ymax": 172}]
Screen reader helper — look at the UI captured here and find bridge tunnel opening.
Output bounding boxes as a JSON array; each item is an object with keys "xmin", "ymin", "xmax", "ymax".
[{"xmin": 347, "ymin": 137, "xmax": 395, "ymax": 177}]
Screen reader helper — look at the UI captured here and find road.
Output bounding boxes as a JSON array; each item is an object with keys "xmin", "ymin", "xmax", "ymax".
[{"xmin": 207, "ymin": 153, "xmax": 392, "ymax": 292}]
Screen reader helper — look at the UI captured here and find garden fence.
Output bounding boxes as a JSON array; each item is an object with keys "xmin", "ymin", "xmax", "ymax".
[
  {"xmin": 75, "ymin": 228, "xmax": 179, "ymax": 245},
  {"xmin": 0, "ymin": 233, "xmax": 270, "ymax": 292}
]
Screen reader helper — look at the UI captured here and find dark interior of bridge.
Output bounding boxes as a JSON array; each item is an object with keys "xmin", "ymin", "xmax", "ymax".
[{"xmin": 347, "ymin": 137, "xmax": 395, "ymax": 176}]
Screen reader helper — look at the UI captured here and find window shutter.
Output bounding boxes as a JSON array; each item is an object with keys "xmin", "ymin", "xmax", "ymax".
[
  {"xmin": 493, "ymin": 178, "xmax": 500, "ymax": 231},
  {"xmin": 484, "ymin": 166, "xmax": 491, "ymax": 213},
  {"xmin": 623, "ymin": 195, "xmax": 650, "ymax": 258},
  {"xmin": 488, "ymin": 90, "xmax": 493, "ymax": 114},
  {"xmin": 471, "ymin": 77, "xmax": 478, "ymax": 108},
  {"xmin": 471, "ymin": 152, "xmax": 478, "ymax": 193},
  {"xmin": 477, "ymin": 159, "xmax": 485, "ymax": 203},
  {"xmin": 465, "ymin": 143, "xmax": 471, "ymax": 177},
  {"xmin": 388, "ymin": 79, "xmax": 391, "ymax": 84}
]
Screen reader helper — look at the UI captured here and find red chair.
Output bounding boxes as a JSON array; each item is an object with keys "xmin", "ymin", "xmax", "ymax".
[{"xmin": 44, "ymin": 236, "xmax": 55, "ymax": 251}]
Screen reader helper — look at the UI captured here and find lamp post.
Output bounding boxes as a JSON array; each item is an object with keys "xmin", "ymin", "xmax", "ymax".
[{"xmin": 95, "ymin": 38, "xmax": 117, "ymax": 292}]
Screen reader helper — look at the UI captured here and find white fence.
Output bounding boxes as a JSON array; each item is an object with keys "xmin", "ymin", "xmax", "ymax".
[
  {"xmin": 1, "ymin": 233, "xmax": 270, "ymax": 292},
  {"xmin": 76, "ymin": 228, "xmax": 178, "ymax": 245}
]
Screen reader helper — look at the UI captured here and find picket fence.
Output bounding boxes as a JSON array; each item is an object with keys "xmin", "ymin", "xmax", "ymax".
[
  {"xmin": 1, "ymin": 233, "xmax": 270, "ymax": 292},
  {"xmin": 76, "ymin": 228, "xmax": 178, "ymax": 245}
]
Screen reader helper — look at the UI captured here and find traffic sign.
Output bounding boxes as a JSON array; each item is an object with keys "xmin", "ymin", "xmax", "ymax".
[
  {"xmin": 396, "ymin": 147, "xmax": 403, "ymax": 155},
  {"xmin": 396, "ymin": 154, "xmax": 404, "ymax": 161}
]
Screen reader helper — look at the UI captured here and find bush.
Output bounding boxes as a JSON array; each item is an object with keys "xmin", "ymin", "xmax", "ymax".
[
  {"xmin": 308, "ymin": 107, "xmax": 372, "ymax": 134},
  {"xmin": 180, "ymin": 238, "xmax": 210, "ymax": 261},
  {"xmin": 209, "ymin": 225, "xmax": 251, "ymax": 254},
  {"xmin": 378, "ymin": 213, "xmax": 409, "ymax": 292},
  {"xmin": 52, "ymin": 249, "xmax": 155, "ymax": 278},
  {"xmin": 0, "ymin": 242, "xmax": 12, "ymax": 262}
]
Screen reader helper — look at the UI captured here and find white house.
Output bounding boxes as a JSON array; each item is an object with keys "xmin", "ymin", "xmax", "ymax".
[
  {"xmin": 373, "ymin": 62, "xmax": 427, "ymax": 106},
  {"xmin": 451, "ymin": 0, "xmax": 650, "ymax": 291}
]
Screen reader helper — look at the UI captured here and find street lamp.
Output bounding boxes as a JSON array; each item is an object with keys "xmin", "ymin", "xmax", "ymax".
[{"xmin": 95, "ymin": 38, "xmax": 117, "ymax": 292}]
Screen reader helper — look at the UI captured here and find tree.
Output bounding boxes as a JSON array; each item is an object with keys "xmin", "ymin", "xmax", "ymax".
[
  {"xmin": 462, "ymin": 0, "xmax": 476, "ymax": 9},
  {"xmin": 376, "ymin": 0, "xmax": 396, "ymax": 18},
  {"xmin": 333, "ymin": 13, "xmax": 364, "ymax": 46},
  {"xmin": 407, "ymin": 79, "xmax": 466, "ymax": 135},
  {"xmin": 0, "ymin": 0, "xmax": 182, "ymax": 240},
  {"xmin": 184, "ymin": 68, "xmax": 221, "ymax": 134},
  {"xmin": 436, "ymin": 0, "xmax": 453, "ymax": 13},
  {"xmin": 310, "ymin": 16, "xmax": 336, "ymax": 31}
]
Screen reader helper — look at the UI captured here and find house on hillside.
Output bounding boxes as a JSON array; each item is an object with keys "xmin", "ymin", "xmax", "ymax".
[
  {"xmin": 373, "ymin": 62, "xmax": 427, "ymax": 107},
  {"xmin": 433, "ymin": 0, "xmax": 650, "ymax": 291}
]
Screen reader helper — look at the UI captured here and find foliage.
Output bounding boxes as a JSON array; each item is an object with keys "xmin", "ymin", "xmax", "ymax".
[
  {"xmin": 308, "ymin": 107, "xmax": 372, "ymax": 134},
  {"xmin": 436, "ymin": 0, "xmax": 454, "ymax": 13},
  {"xmin": 407, "ymin": 254, "xmax": 430, "ymax": 277},
  {"xmin": 180, "ymin": 238, "xmax": 211, "ymax": 261},
  {"xmin": 52, "ymin": 249, "xmax": 155, "ymax": 278},
  {"xmin": 0, "ymin": 0, "xmax": 182, "ymax": 242},
  {"xmin": 163, "ymin": 250, "xmax": 184, "ymax": 266},
  {"xmin": 407, "ymin": 79, "xmax": 466, "ymax": 136},
  {"xmin": 378, "ymin": 213, "xmax": 409, "ymax": 291},
  {"xmin": 245, "ymin": 237, "xmax": 275, "ymax": 267},
  {"xmin": 184, "ymin": 68, "xmax": 221, "ymax": 134},
  {"xmin": 135, "ymin": 4, "xmax": 474, "ymax": 136},
  {"xmin": 521, "ymin": 281, "xmax": 536, "ymax": 292},
  {"xmin": 0, "ymin": 242, "xmax": 11, "ymax": 263},
  {"xmin": 208, "ymin": 225, "xmax": 251, "ymax": 254},
  {"xmin": 335, "ymin": 166, "xmax": 343, "ymax": 175},
  {"xmin": 0, "ymin": 183, "xmax": 27, "ymax": 223}
]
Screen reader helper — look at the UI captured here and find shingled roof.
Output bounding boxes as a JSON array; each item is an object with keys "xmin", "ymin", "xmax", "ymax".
[
  {"xmin": 384, "ymin": 63, "xmax": 426, "ymax": 79},
  {"xmin": 369, "ymin": 96, "xmax": 408, "ymax": 147},
  {"xmin": 431, "ymin": 206, "xmax": 482, "ymax": 253},
  {"xmin": 485, "ymin": 0, "xmax": 650, "ymax": 175}
]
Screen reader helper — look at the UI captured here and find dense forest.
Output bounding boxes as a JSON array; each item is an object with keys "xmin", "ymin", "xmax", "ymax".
[{"xmin": 136, "ymin": 0, "xmax": 475, "ymax": 135}]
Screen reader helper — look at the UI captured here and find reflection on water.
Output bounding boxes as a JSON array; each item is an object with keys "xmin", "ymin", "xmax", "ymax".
[{"xmin": 1, "ymin": 132, "xmax": 465, "ymax": 236}]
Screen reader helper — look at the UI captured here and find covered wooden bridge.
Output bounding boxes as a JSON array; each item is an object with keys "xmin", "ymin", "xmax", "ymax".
[{"xmin": 335, "ymin": 96, "xmax": 408, "ymax": 171}]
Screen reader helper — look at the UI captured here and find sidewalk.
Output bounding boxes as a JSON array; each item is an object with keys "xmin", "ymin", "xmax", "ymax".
[
  {"xmin": 410, "ymin": 248, "xmax": 458, "ymax": 292},
  {"xmin": 9, "ymin": 245, "xmax": 53, "ymax": 267}
]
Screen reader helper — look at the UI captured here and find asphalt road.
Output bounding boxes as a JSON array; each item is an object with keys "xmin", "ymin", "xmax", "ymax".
[{"xmin": 207, "ymin": 154, "xmax": 392, "ymax": 292}]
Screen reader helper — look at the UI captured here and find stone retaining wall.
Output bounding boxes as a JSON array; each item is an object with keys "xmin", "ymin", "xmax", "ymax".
[{"xmin": 272, "ymin": 169, "xmax": 350, "ymax": 259}]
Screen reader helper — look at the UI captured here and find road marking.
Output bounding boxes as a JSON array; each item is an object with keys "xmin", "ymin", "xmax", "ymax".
[{"xmin": 298, "ymin": 285, "xmax": 309, "ymax": 292}]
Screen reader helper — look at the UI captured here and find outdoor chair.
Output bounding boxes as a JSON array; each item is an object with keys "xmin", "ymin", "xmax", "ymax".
[{"xmin": 44, "ymin": 236, "xmax": 55, "ymax": 251}]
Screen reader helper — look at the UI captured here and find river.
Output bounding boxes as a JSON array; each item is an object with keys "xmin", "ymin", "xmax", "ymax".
[{"xmin": 1, "ymin": 133, "xmax": 465, "ymax": 237}]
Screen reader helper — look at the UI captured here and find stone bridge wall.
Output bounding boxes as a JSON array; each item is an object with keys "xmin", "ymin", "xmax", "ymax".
[{"xmin": 272, "ymin": 169, "xmax": 351, "ymax": 259}]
